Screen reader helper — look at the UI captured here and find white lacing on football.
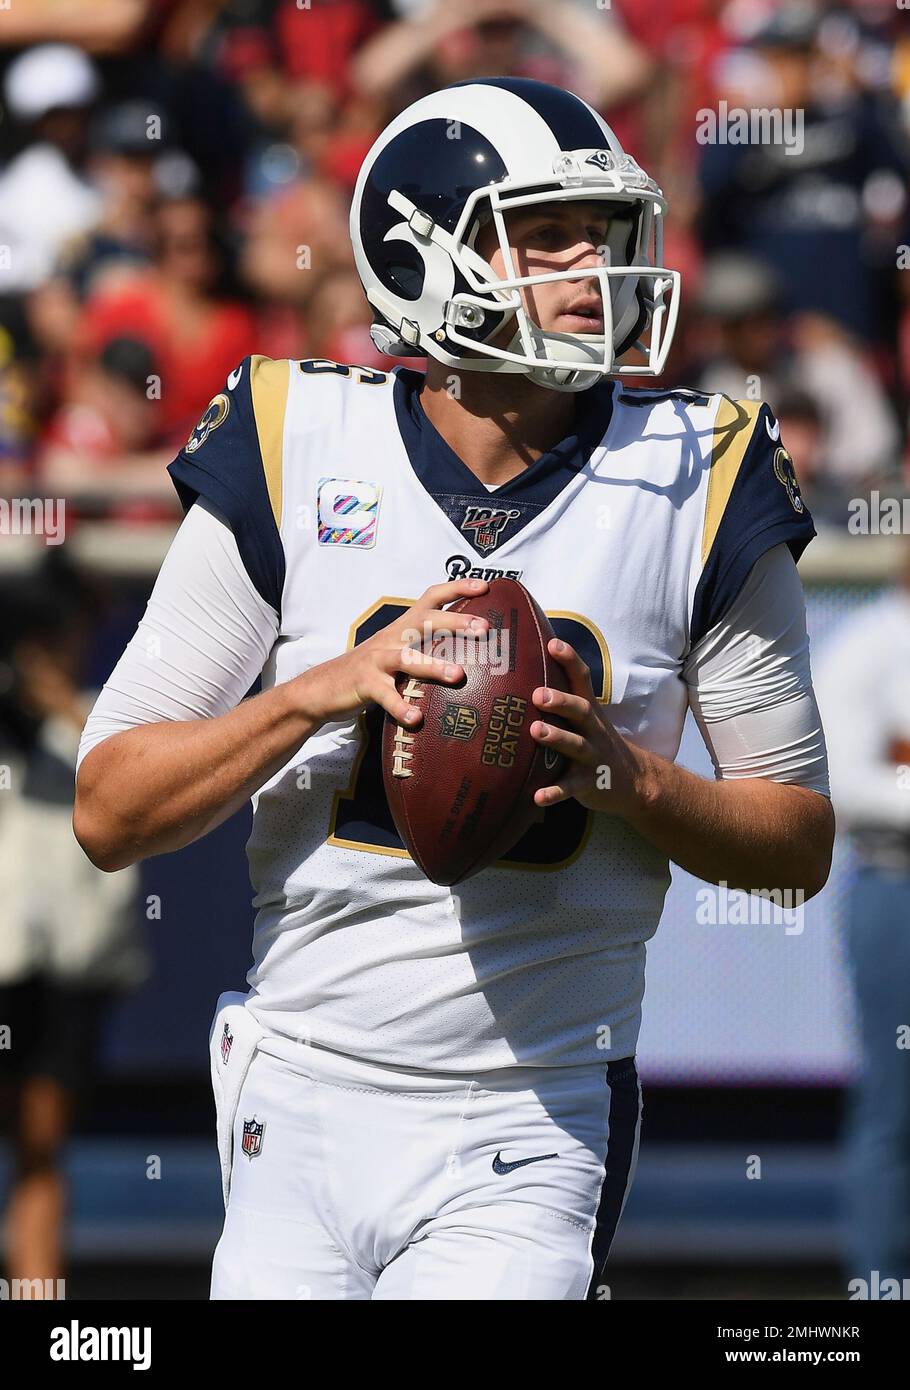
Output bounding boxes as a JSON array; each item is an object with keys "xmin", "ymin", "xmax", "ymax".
[{"xmin": 391, "ymin": 678, "xmax": 425, "ymax": 778}]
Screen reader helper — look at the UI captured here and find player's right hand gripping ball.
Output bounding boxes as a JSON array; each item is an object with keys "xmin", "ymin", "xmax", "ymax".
[{"xmin": 382, "ymin": 578, "xmax": 569, "ymax": 886}]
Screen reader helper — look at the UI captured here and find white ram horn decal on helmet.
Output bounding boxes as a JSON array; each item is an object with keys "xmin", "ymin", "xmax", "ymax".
[{"xmin": 368, "ymin": 218, "xmax": 458, "ymax": 347}]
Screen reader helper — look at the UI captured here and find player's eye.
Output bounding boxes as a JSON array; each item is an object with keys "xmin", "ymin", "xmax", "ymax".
[{"xmin": 527, "ymin": 223, "xmax": 564, "ymax": 248}]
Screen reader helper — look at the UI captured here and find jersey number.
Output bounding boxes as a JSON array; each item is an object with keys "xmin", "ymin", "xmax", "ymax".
[
  {"xmin": 298, "ymin": 358, "xmax": 387, "ymax": 385},
  {"xmin": 327, "ymin": 600, "xmax": 610, "ymax": 872}
]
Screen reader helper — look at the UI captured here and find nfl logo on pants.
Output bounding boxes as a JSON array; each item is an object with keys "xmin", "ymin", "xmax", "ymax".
[{"xmin": 241, "ymin": 1117, "xmax": 265, "ymax": 1159}]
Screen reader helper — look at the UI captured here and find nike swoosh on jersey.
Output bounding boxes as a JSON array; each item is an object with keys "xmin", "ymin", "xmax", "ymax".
[
  {"xmin": 492, "ymin": 1150, "xmax": 559, "ymax": 1174},
  {"xmin": 765, "ymin": 415, "xmax": 781, "ymax": 441}
]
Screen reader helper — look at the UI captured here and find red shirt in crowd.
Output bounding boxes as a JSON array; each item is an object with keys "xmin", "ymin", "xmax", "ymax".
[
  {"xmin": 78, "ymin": 274, "xmax": 258, "ymax": 444},
  {"xmin": 276, "ymin": 0, "xmax": 381, "ymax": 98}
]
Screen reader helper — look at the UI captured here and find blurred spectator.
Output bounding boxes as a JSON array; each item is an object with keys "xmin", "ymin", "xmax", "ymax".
[
  {"xmin": 0, "ymin": 0, "xmax": 150, "ymax": 54},
  {"xmin": 36, "ymin": 337, "xmax": 178, "ymax": 513},
  {"xmin": 221, "ymin": 21, "xmax": 291, "ymax": 130},
  {"xmin": 0, "ymin": 46, "xmax": 102, "ymax": 293},
  {"xmin": 304, "ymin": 266, "xmax": 391, "ymax": 367},
  {"xmin": 147, "ymin": 3, "xmax": 270, "ymax": 211},
  {"xmin": 814, "ymin": 547, "xmax": 910, "ymax": 1292},
  {"xmin": 350, "ymin": 0, "xmax": 655, "ymax": 114},
  {"xmin": 0, "ymin": 561, "xmax": 147, "ymax": 1289},
  {"xmin": 695, "ymin": 253, "xmax": 901, "ymax": 498},
  {"xmin": 611, "ymin": 0, "xmax": 731, "ymax": 183},
  {"xmin": 698, "ymin": 2, "xmax": 910, "ymax": 349},
  {"xmin": 898, "ymin": 23, "xmax": 910, "ymax": 136},
  {"xmin": 0, "ymin": 0, "xmax": 903, "ymax": 537},
  {"xmin": 695, "ymin": 252, "xmax": 787, "ymax": 401},
  {"xmin": 76, "ymin": 101, "xmax": 172, "ymax": 292},
  {"xmin": 788, "ymin": 311, "xmax": 901, "ymax": 488},
  {"xmin": 773, "ymin": 388, "xmax": 837, "ymax": 524},
  {"xmin": 77, "ymin": 195, "xmax": 257, "ymax": 443},
  {"xmin": 240, "ymin": 174, "xmax": 353, "ymax": 356},
  {"xmin": 286, "ymin": 80, "xmax": 384, "ymax": 196},
  {"xmin": 27, "ymin": 101, "xmax": 174, "ymax": 363},
  {"xmin": 277, "ymin": 0, "xmax": 382, "ymax": 99},
  {"xmin": 0, "ymin": 298, "xmax": 41, "ymax": 493}
]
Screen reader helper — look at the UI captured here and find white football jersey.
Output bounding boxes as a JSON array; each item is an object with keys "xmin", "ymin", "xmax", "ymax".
[{"xmin": 169, "ymin": 356, "xmax": 815, "ymax": 1070}]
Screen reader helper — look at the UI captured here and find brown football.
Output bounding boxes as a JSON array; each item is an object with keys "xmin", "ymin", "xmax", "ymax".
[{"xmin": 381, "ymin": 577, "xmax": 569, "ymax": 886}]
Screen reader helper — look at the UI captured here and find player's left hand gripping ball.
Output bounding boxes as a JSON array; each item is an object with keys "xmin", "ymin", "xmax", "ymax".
[
  {"xmin": 530, "ymin": 639, "xmax": 647, "ymax": 816},
  {"xmin": 381, "ymin": 578, "xmax": 570, "ymax": 885}
]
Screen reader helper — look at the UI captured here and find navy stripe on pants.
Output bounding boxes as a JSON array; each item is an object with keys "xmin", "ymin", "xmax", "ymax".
[{"xmin": 586, "ymin": 1057, "xmax": 641, "ymax": 1300}]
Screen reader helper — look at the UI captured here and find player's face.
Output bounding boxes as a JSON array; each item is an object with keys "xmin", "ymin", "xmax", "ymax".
[{"xmin": 474, "ymin": 199, "xmax": 611, "ymax": 338}]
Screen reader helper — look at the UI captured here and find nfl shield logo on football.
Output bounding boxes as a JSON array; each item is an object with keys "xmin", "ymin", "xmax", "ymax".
[
  {"xmin": 241, "ymin": 1117, "xmax": 265, "ymax": 1159},
  {"xmin": 440, "ymin": 703, "xmax": 479, "ymax": 741},
  {"xmin": 220, "ymin": 1022, "xmax": 233, "ymax": 1064}
]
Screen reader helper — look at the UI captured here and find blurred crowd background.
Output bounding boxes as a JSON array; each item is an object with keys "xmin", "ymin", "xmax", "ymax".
[
  {"xmin": 0, "ymin": 0, "xmax": 908, "ymax": 521},
  {"xmin": 1, "ymin": 0, "xmax": 909, "ymax": 1301}
]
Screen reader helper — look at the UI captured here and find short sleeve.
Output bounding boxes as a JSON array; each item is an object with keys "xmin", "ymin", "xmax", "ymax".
[
  {"xmin": 168, "ymin": 355, "xmax": 288, "ymax": 613},
  {"xmin": 690, "ymin": 398, "xmax": 816, "ymax": 650}
]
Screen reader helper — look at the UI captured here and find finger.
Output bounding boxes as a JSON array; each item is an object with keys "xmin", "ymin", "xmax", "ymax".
[
  {"xmin": 375, "ymin": 675, "xmax": 425, "ymax": 728},
  {"xmin": 400, "ymin": 608, "xmax": 490, "ymax": 643},
  {"xmin": 393, "ymin": 646, "xmax": 465, "ymax": 684},
  {"xmin": 415, "ymin": 578, "xmax": 489, "ymax": 612},
  {"xmin": 530, "ymin": 720, "xmax": 596, "ymax": 765},
  {"xmin": 533, "ymin": 781, "xmax": 571, "ymax": 807},
  {"xmin": 531, "ymin": 686, "xmax": 592, "ymax": 725},
  {"xmin": 533, "ymin": 757, "xmax": 589, "ymax": 807},
  {"xmin": 546, "ymin": 637, "xmax": 596, "ymax": 700}
]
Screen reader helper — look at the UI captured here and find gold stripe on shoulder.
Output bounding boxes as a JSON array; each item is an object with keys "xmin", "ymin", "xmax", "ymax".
[
  {"xmin": 701, "ymin": 397, "xmax": 762, "ymax": 567},
  {"xmin": 249, "ymin": 355, "xmax": 290, "ymax": 528}
]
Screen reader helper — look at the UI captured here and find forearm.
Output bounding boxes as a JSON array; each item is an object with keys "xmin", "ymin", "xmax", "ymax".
[
  {"xmin": 74, "ymin": 675, "xmax": 318, "ymax": 871},
  {"xmin": 627, "ymin": 749, "xmax": 835, "ymax": 898},
  {"xmin": 0, "ymin": 0, "xmax": 147, "ymax": 52},
  {"xmin": 527, "ymin": 3, "xmax": 654, "ymax": 107},
  {"xmin": 350, "ymin": 14, "xmax": 446, "ymax": 100},
  {"xmin": 74, "ymin": 570, "xmax": 490, "ymax": 871}
]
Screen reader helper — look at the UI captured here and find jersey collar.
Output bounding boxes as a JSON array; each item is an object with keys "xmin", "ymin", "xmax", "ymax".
[{"xmin": 392, "ymin": 368, "xmax": 614, "ymax": 558}]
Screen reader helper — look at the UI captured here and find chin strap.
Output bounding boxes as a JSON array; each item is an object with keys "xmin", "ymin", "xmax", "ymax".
[{"xmin": 504, "ymin": 319, "xmax": 610, "ymax": 392}]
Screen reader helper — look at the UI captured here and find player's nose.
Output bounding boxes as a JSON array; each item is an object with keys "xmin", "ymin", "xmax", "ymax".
[{"xmin": 564, "ymin": 234, "xmax": 607, "ymax": 269}]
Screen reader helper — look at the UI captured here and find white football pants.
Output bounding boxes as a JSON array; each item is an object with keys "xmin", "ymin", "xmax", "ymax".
[{"xmin": 208, "ymin": 994, "xmax": 641, "ymax": 1301}]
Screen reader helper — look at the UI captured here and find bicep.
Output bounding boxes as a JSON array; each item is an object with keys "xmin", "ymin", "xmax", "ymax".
[
  {"xmin": 683, "ymin": 544, "xmax": 830, "ymax": 795},
  {"xmin": 77, "ymin": 499, "xmax": 279, "ymax": 768}
]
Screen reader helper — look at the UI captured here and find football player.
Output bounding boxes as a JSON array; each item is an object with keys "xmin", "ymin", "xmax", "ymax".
[{"xmin": 74, "ymin": 78, "xmax": 833, "ymax": 1300}]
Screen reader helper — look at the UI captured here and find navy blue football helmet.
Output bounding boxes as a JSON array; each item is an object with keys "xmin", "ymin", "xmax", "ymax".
[{"xmin": 350, "ymin": 78, "xmax": 680, "ymax": 392}]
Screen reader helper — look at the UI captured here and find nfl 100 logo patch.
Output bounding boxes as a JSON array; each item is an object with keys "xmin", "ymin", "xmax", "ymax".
[
  {"xmin": 241, "ymin": 1117, "xmax": 265, "ymax": 1160},
  {"xmin": 317, "ymin": 478, "xmax": 381, "ymax": 548},
  {"xmin": 460, "ymin": 504, "xmax": 521, "ymax": 555}
]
